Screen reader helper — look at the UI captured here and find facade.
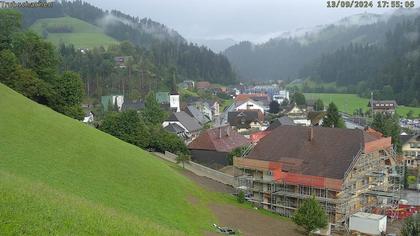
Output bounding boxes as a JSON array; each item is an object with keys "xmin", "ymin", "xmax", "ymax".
[
  {"xmin": 234, "ymin": 126, "xmax": 402, "ymax": 226},
  {"xmin": 235, "ymin": 99, "xmax": 265, "ymax": 114},
  {"xmin": 228, "ymin": 110, "xmax": 264, "ymax": 132},
  {"xmin": 272, "ymin": 90, "xmax": 289, "ymax": 105},
  {"xmin": 368, "ymin": 100, "xmax": 397, "ymax": 114},
  {"xmin": 401, "ymin": 134, "xmax": 420, "ymax": 168},
  {"xmin": 101, "ymin": 95, "xmax": 124, "ymax": 112},
  {"xmin": 284, "ymin": 104, "xmax": 310, "ymax": 126},
  {"xmin": 188, "ymin": 126, "xmax": 250, "ymax": 169}
]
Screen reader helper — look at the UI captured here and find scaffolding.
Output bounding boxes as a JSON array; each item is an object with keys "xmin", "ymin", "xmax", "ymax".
[{"xmin": 233, "ymin": 145, "xmax": 403, "ymax": 230}]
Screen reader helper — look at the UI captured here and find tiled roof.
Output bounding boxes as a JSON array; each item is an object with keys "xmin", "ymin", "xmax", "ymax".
[
  {"xmin": 246, "ymin": 126, "xmax": 369, "ymax": 179},
  {"xmin": 188, "ymin": 126, "xmax": 250, "ymax": 152}
]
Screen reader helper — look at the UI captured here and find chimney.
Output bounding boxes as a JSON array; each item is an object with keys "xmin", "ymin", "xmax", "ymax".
[
  {"xmin": 308, "ymin": 127, "xmax": 314, "ymax": 142},
  {"xmin": 219, "ymin": 127, "xmax": 222, "ymax": 139}
]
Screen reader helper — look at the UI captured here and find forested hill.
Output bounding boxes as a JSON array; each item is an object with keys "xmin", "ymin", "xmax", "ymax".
[
  {"xmin": 18, "ymin": 0, "xmax": 236, "ymax": 86},
  {"xmin": 224, "ymin": 9, "xmax": 420, "ymax": 82},
  {"xmin": 300, "ymin": 15, "xmax": 420, "ymax": 107}
]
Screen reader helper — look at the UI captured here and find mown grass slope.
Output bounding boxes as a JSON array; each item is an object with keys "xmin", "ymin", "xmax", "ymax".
[
  {"xmin": 0, "ymin": 83, "xmax": 214, "ymax": 235},
  {"xmin": 30, "ymin": 16, "xmax": 118, "ymax": 48}
]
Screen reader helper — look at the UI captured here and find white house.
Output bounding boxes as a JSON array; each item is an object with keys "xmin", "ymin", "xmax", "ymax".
[
  {"xmin": 235, "ymin": 99, "xmax": 265, "ymax": 114},
  {"xmin": 273, "ymin": 90, "xmax": 289, "ymax": 104},
  {"xmin": 82, "ymin": 111, "xmax": 94, "ymax": 123}
]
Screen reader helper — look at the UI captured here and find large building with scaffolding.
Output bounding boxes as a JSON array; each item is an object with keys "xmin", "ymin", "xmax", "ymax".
[{"xmin": 234, "ymin": 126, "xmax": 402, "ymax": 227}]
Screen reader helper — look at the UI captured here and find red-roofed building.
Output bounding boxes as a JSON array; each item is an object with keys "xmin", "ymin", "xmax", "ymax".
[
  {"xmin": 234, "ymin": 126, "xmax": 401, "ymax": 223},
  {"xmin": 188, "ymin": 125, "xmax": 250, "ymax": 169},
  {"xmin": 235, "ymin": 93, "xmax": 270, "ymax": 107},
  {"xmin": 249, "ymin": 131, "xmax": 270, "ymax": 143},
  {"xmin": 195, "ymin": 81, "xmax": 212, "ymax": 90}
]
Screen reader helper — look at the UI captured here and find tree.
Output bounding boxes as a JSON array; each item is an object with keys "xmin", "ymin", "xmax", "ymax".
[
  {"xmin": 291, "ymin": 92, "xmax": 306, "ymax": 106},
  {"xmin": 142, "ymin": 91, "xmax": 165, "ymax": 125},
  {"xmin": 0, "ymin": 10, "xmax": 22, "ymax": 50},
  {"xmin": 292, "ymin": 196, "xmax": 328, "ymax": 234},
  {"xmin": 401, "ymin": 213, "xmax": 420, "ymax": 236},
  {"xmin": 228, "ymin": 146, "xmax": 247, "ymax": 165},
  {"xmin": 176, "ymin": 153, "xmax": 191, "ymax": 169},
  {"xmin": 269, "ymin": 100, "xmax": 280, "ymax": 114},
  {"xmin": 51, "ymin": 71, "xmax": 84, "ymax": 120},
  {"xmin": 280, "ymin": 98, "xmax": 289, "ymax": 107},
  {"xmin": 407, "ymin": 110, "xmax": 414, "ymax": 120},
  {"xmin": 371, "ymin": 112, "xmax": 401, "ymax": 152},
  {"xmin": 322, "ymin": 103, "xmax": 345, "ymax": 128},
  {"xmin": 100, "ymin": 110, "xmax": 150, "ymax": 148},
  {"xmin": 314, "ymin": 99, "xmax": 324, "ymax": 111}
]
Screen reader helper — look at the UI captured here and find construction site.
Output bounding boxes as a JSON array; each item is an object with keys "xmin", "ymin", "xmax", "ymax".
[{"xmin": 233, "ymin": 126, "xmax": 405, "ymax": 232}]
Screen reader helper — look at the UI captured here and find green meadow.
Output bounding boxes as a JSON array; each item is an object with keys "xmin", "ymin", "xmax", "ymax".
[{"xmin": 30, "ymin": 16, "xmax": 118, "ymax": 49}]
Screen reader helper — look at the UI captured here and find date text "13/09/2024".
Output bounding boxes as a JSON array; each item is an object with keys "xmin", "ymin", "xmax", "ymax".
[{"xmin": 327, "ymin": 0, "xmax": 415, "ymax": 8}]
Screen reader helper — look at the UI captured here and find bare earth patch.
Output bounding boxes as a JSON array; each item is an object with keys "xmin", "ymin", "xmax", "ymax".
[{"xmin": 209, "ymin": 203, "xmax": 302, "ymax": 236}]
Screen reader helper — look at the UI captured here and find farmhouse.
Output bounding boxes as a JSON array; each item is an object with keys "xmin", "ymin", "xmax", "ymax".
[
  {"xmin": 228, "ymin": 110, "xmax": 264, "ymax": 132},
  {"xmin": 188, "ymin": 126, "xmax": 250, "ymax": 169},
  {"xmin": 368, "ymin": 100, "xmax": 397, "ymax": 114},
  {"xmin": 234, "ymin": 99, "xmax": 265, "ymax": 114},
  {"xmin": 234, "ymin": 126, "xmax": 402, "ymax": 225}
]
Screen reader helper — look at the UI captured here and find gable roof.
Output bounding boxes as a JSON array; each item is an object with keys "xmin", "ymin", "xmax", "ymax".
[
  {"xmin": 185, "ymin": 105, "xmax": 211, "ymax": 125},
  {"xmin": 164, "ymin": 122, "xmax": 186, "ymax": 134},
  {"xmin": 156, "ymin": 92, "xmax": 170, "ymax": 104},
  {"xmin": 246, "ymin": 126, "xmax": 366, "ymax": 179},
  {"xmin": 166, "ymin": 111, "xmax": 202, "ymax": 132},
  {"xmin": 235, "ymin": 93, "xmax": 269, "ymax": 103},
  {"xmin": 188, "ymin": 126, "xmax": 250, "ymax": 152},
  {"xmin": 266, "ymin": 116, "xmax": 296, "ymax": 131},
  {"xmin": 227, "ymin": 110, "xmax": 264, "ymax": 127},
  {"xmin": 307, "ymin": 111, "xmax": 326, "ymax": 125},
  {"xmin": 196, "ymin": 81, "xmax": 211, "ymax": 89}
]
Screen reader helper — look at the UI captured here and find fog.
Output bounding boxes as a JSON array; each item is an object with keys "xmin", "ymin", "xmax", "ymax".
[{"xmin": 86, "ymin": 0, "xmax": 390, "ymax": 43}]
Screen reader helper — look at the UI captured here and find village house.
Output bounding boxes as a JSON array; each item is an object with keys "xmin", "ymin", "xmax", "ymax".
[
  {"xmin": 400, "ymin": 133, "xmax": 420, "ymax": 190},
  {"xmin": 235, "ymin": 93, "xmax": 270, "ymax": 109},
  {"xmin": 272, "ymin": 90, "xmax": 290, "ymax": 105},
  {"xmin": 185, "ymin": 105, "xmax": 211, "ymax": 126},
  {"xmin": 83, "ymin": 111, "xmax": 94, "ymax": 123},
  {"xmin": 283, "ymin": 103, "xmax": 310, "ymax": 126},
  {"xmin": 368, "ymin": 100, "xmax": 397, "ymax": 114},
  {"xmin": 266, "ymin": 116, "xmax": 296, "ymax": 131},
  {"xmin": 234, "ymin": 126, "xmax": 402, "ymax": 225},
  {"xmin": 101, "ymin": 95, "xmax": 124, "ymax": 112},
  {"xmin": 196, "ymin": 81, "xmax": 212, "ymax": 90},
  {"xmin": 188, "ymin": 126, "xmax": 250, "ymax": 169},
  {"xmin": 233, "ymin": 99, "xmax": 265, "ymax": 114},
  {"xmin": 162, "ymin": 111, "xmax": 202, "ymax": 142},
  {"xmin": 228, "ymin": 110, "xmax": 264, "ymax": 132}
]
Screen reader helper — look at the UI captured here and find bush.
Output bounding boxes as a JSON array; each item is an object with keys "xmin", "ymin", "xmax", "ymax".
[
  {"xmin": 401, "ymin": 214, "xmax": 420, "ymax": 236},
  {"xmin": 237, "ymin": 191, "xmax": 245, "ymax": 204}
]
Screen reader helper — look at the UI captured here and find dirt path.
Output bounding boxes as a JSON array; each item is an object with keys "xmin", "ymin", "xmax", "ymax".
[{"xmin": 178, "ymin": 168, "xmax": 302, "ymax": 236}]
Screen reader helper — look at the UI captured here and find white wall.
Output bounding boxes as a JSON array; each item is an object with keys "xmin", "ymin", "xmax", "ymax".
[{"xmin": 235, "ymin": 100, "xmax": 264, "ymax": 114}]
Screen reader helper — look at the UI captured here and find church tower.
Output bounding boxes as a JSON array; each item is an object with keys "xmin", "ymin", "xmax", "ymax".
[{"xmin": 169, "ymin": 70, "xmax": 180, "ymax": 112}]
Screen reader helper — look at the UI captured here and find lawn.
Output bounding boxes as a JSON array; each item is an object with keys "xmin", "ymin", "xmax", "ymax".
[
  {"xmin": 304, "ymin": 93, "xmax": 420, "ymax": 117},
  {"xmin": 30, "ymin": 16, "xmax": 118, "ymax": 49},
  {"xmin": 0, "ymin": 83, "xmax": 213, "ymax": 235}
]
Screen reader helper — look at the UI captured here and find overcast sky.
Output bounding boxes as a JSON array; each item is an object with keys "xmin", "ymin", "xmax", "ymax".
[{"xmin": 87, "ymin": 0, "xmax": 391, "ymax": 42}]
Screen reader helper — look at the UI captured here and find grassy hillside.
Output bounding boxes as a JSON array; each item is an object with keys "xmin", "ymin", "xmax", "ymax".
[
  {"xmin": 304, "ymin": 93, "xmax": 420, "ymax": 117},
  {"xmin": 0, "ymin": 83, "xmax": 215, "ymax": 235},
  {"xmin": 30, "ymin": 16, "xmax": 118, "ymax": 48}
]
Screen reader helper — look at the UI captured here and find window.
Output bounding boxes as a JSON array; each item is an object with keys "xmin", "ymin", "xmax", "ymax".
[
  {"xmin": 410, "ymin": 143, "xmax": 415, "ymax": 148},
  {"xmin": 404, "ymin": 151, "xmax": 409, "ymax": 157}
]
